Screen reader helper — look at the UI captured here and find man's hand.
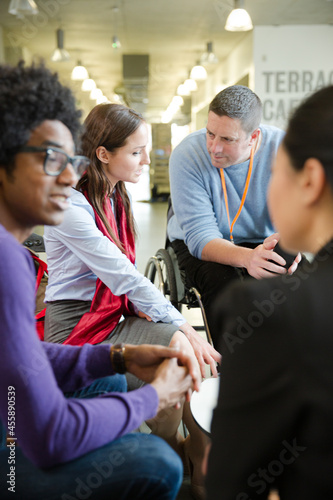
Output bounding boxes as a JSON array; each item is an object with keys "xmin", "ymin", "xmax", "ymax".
[
  {"xmin": 121, "ymin": 343, "xmax": 200, "ymax": 393},
  {"xmin": 149, "ymin": 356, "xmax": 194, "ymax": 412},
  {"xmin": 245, "ymin": 233, "xmax": 289, "ymax": 279}
]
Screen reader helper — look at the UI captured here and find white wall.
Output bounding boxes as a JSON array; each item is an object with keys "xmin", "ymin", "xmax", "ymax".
[
  {"xmin": 254, "ymin": 25, "xmax": 333, "ymax": 129},
  {"xmin": 191, "ymin": 32, "xmax": 253, "ymax": 130}
]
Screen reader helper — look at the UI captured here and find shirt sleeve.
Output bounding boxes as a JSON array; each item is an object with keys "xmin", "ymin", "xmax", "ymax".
[
  {"xmin": 48, "ymin": 197, "xmax": 185, "ymax": 327},
  {"xmin": 0, "ymin": 242, "xmax": 159, "ymax": 468}
]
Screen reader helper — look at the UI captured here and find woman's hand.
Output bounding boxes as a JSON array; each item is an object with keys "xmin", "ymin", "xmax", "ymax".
[
  {"xmin": 287, "ymin": 252, "xmax": 302, "ymax": 274},
  {"xmin": 137, "ymin": 311, "xmax": 152, "ymax": 321},
  {"xmin": 179, "ymin": 322, "xmax": 221, "ymax": 378}
]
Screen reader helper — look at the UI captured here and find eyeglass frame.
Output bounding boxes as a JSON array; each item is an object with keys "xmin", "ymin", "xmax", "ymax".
[{"xmin": 17, "ymin": 145, "xmax": 90, "ymax": 177}]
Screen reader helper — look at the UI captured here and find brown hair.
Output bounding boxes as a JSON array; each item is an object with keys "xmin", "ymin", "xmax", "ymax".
[{"xmin": 77, "ymin": 103, "xmax": 144, "ymax": 251}]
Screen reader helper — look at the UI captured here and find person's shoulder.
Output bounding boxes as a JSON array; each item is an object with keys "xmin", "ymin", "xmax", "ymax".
[
  {"xmin": 70, "ymin": 188, "xmax": 90, "ymax": 206},
  {"xmin": 0, "ymin": 225, "xmax": 34, "ymax": 278},
  {"xmin": 64, "ymin": 188, "xmax": 94, "ymax": 218},
  {"xmin": 214, "ymin": 272, "xmax": 291, "ymax": 317},
  {"xmin": 170, "ymin": 129, "xmax": 208, "ymax": 169},
  {"xmin": 260, "ymin": 123, "xmax": 285, "ymax": 140}
]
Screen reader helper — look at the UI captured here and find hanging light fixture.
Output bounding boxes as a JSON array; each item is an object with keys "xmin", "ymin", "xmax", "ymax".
[
  {"xmin": 111, "ymin": 6, "xmax": 121, "ymax": 49},
  {"xmin": 90, "ymin": 88, "xmax": 103, "ymax": 101},
  {"xmin": 190, "ymin": 62, "xmax": 207, "ymax": 81},
  {"xmin": 51, "ymin": 29, "xmax": 70, "ymax": 62},
  {"xmin": 177, "ymin": 83, "xmax": 190, "ymax": 96},
  {"xmin": 200, "ymin": 42, "xmax": 219, "ymax": 65},
  {"xmin": 225, "ymin": 0, "xmax": 253, "ymax": 32},
  {"xmin": 184, "ymin": 78, "xmax": 198, "ymax": 92},
  {"xmin": 71, "ymin": 61, "xmax": 89, "ymax": 81},
  {"xmin": 81, "ymin": 78, "xmax": 96, "ymax": 92},
  {"xmin": 8, "ymin": 0, "xmax": 38, "ymax": 16}
]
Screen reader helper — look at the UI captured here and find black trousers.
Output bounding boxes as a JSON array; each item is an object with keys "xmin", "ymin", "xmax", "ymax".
[
  {"xmin": 171, "ymin": 239, "xmax": 298, "ymax": 346},
  {"xmin": 170, "ymin": 239, "xmax": 257, "ymax": 346}
]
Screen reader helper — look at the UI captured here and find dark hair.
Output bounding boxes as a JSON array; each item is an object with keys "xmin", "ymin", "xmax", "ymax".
[
  {"xmin": 283, "ymin": 85, "xmax": 333, "ymax": 186},
  {"xmin": 209, "ymin": 85, "xmax": 262, "ymax": 135},
  {"xmin": 77, "ymin": 103, "xmax": 144, "ymax": 250},
  {"xmin": 0, "ymin": 61, "xmax": 82, "ymax": 174}
]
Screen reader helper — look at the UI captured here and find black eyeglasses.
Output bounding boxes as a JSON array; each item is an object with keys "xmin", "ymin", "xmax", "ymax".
[{"xmin": 17, "ymin": 146, "xmax": 90, "ymax": 178}]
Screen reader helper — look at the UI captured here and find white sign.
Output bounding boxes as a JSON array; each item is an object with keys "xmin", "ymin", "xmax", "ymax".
[{"xmin": 254, "ymin": 26, "xmax": 333, "ymax": 129}]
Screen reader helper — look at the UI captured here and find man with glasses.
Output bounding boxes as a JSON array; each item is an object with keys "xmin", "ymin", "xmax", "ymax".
[
  {"xmin": 0, "ymin": 61, "xmax": 198, "ymax": 500},
  {"xmin": 17, "ymin": 145, "xmax": 90, "ymax": 178}
]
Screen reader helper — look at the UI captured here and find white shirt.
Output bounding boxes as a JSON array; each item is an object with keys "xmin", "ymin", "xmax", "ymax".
[{"xmin": 44, "ymin": 189, "xmax": 185, "ymax": 327}]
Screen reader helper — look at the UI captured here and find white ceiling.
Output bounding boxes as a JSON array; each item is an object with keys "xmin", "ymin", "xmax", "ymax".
[{"xmin": 0, "ymin": 0, "xmax": 332, "ymax": 121}]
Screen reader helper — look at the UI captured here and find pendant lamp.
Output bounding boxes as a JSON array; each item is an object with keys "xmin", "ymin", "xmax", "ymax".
[
  {"xmin": 225, "ymin": 0, "xmax": 253, "ymax": 32},
  {"xmin": 51, "ymin": 29, "xmax": 70, "ymax": 62}
]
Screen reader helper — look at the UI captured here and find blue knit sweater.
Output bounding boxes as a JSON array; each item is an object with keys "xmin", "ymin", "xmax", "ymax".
[{"xmin": 167, "ymin": 124, "xmax": 284, "ymax": 259}]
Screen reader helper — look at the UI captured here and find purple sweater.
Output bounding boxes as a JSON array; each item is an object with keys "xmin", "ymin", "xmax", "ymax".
[{"xmin": 0, "ymin": 225, "xmax": 158, "ymax": 468}]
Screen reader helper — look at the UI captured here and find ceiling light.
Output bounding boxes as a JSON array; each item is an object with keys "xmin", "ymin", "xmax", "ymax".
[
  {"xmin": 81, "ymin": 78, "xmax": 96, "ymax": 92},
  {"xmin": 8, "ymin": 0, "xmax": 38, "ymax": 16},
  {"xmin": 112, "ymin": 6, "xmax": 121, "ymax": 49},
  {"xmin": 184, "ymin": 78, "xmax": 198, "ymax": 92},
  {"xmin": 90, "ymin": 88, "xmax": 103, "ymax": 101},
  {"xmin": 112, "ymin": 35, "xmax": 121, "ymax": 49},
  {"xmin": 71, "ymin": 61, "xmax": 89, "ymax": 81},
  {"xmin": 177, "ymin": 83, "xmax": 190, "ymax": 96},
  {"xmin": 225, "ymin": 0, "xmax": 253, "ymax": 32},
  {"xmin": 112, "ymin": 93, "xmax": 121, "ymax": 103},
  {"xmin": 172, "ymin": 95, "xmax": 184, "ymax": 107},
  {"xmin": 161, "ymin": 111, "xmax": 173, "ymax": 123},
  {"xmin": 190, "ymin": 63, "xmax": 207, "ymax": 81},
  {"xmin": 200, "ymin": 42, "xmax": 219, "ymax": 65},
  {"xmin": 96, "ymin": 95, "xmax": 110, "ymax": 105},
  {"xmin": 51, "ymin": 29, "xmax": 70, "ymax": 62}
]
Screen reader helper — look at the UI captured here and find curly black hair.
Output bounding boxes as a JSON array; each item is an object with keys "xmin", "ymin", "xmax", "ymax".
[{"xmin": 0, "ymin": 61, "xmax": 82, "ymax": 172}]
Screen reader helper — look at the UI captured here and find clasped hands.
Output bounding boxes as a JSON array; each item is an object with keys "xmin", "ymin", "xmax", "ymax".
[{"xmin": 115, "ymin": 343, "xmax": 201, "ymax": 412}]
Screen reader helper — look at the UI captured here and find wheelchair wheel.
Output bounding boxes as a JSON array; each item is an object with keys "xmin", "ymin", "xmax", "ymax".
[{"xmin": 144, "ymin": 248, "xmax": 180, "ymax": 310}]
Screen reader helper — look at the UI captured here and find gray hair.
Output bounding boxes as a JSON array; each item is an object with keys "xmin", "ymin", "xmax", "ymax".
[{"xmin": 209, "ymin": 85, "xmax": 262, "ymax": 135}]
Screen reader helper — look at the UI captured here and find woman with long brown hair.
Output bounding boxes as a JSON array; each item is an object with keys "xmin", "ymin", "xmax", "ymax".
[{"xmin": 44, "ymin": 103, "xmax": 220, "ymax": 498}]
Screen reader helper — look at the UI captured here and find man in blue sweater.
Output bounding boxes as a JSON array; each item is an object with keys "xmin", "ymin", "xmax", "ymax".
[
  {"xmin": 167, "ymin": 86, "xmax": 300, "ymax": 345},
  {"xmin": 0, "ymin": 61, "xmax": 198, "ymax": 500}
]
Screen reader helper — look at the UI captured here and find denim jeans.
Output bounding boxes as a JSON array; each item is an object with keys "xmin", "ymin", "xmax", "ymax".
[
  {"xmin": 0, "ymin": 375, "xmax": 183, "ymax": 499},
  {"xmin": 64, "ymin": 374, "xmax": 127, "ymax": 399},
  {"xmin": 0, "ymin": 433, "xmax": 182, "ymax": 500}
]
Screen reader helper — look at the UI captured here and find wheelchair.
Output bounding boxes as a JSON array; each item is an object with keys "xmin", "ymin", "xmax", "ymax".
[{"xmin": 144, "ymin": 242, "xmax": 213, "ymax": 347}]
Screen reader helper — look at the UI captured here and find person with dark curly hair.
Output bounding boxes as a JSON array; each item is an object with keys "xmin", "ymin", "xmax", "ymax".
[{"xmin": 0, "ymin": 61, "xmax": 199, "ymax": 500}]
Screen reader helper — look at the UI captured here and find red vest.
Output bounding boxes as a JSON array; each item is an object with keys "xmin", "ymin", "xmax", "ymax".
[{"xmin": 64, "ymin": 191, "xmax": 136, "ymax": 346}]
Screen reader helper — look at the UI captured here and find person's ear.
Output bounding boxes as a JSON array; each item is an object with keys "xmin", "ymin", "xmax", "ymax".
[
  {"xmin": 300, "ymin": 158, "xmax": 327, "ymax": 206},
  {"xmin": 249, "ymin": 128, "xmax": 260, "ymax": 147},
  {"xmin": 95, "ymin": 146, "xmax": 109, "ymax": 164}
]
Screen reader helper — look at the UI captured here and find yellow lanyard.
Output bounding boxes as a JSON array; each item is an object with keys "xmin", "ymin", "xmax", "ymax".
[{"xmin": 219, "ymin": 146, "xmax": 254, "ymax": 243}]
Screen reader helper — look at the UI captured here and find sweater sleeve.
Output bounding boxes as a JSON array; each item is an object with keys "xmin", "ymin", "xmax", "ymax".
[
  {"xmin": 0, "ymin": 236, "xmax": 159, "ymax": 468},
  {"xmin": 42, "ymin": 342, "xmax": 115, "ymax": 392},
  {"xmin": 169, "ymin": 131, "xmax": 224, "ymax": 258}
]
